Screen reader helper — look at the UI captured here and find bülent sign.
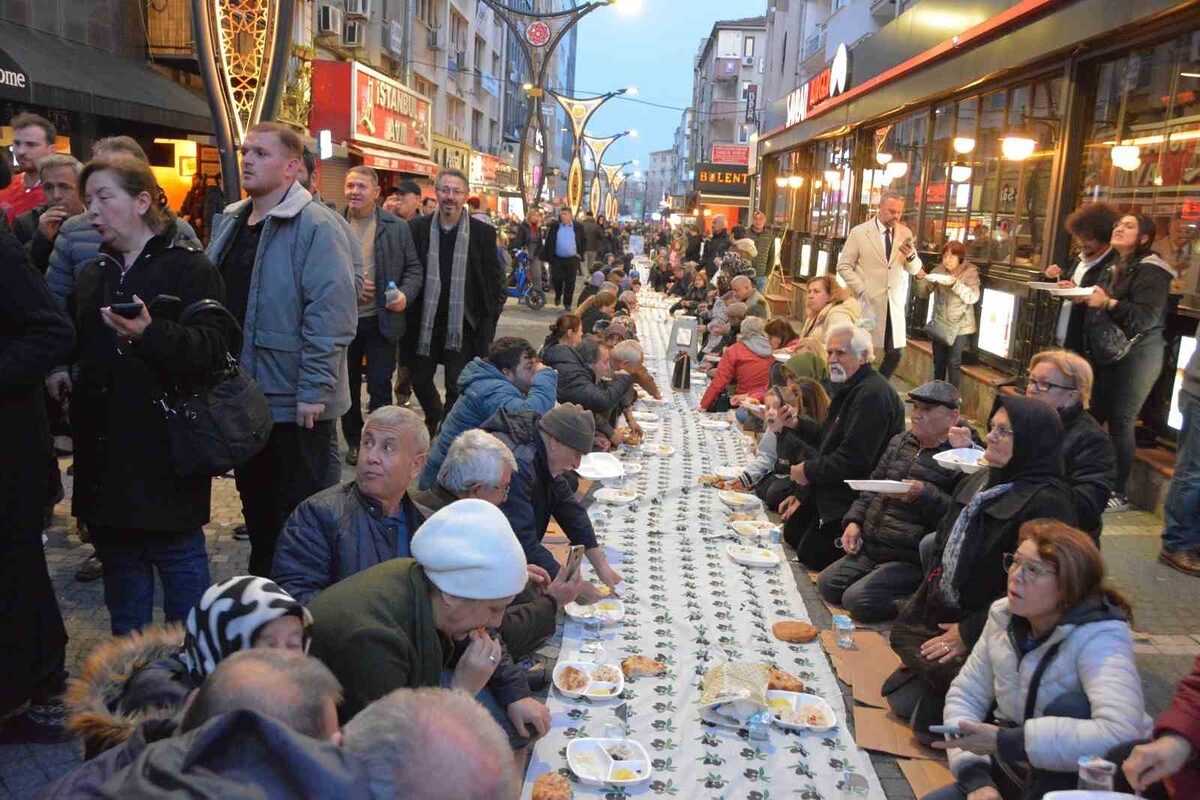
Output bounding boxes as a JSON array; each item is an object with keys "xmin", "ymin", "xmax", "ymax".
[
  {"xmin": 784, "ymin": 43, "xmax": 849, "ymax": 127},
  {"xmin": 694, "ymin": 163, "xmax": 750, "ymax": 197}
]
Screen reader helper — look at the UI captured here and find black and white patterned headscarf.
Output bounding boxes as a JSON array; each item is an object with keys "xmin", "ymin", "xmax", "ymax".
[{"xmin": 180, "ymin": 576, "xmax": 313, "ymax": 683}]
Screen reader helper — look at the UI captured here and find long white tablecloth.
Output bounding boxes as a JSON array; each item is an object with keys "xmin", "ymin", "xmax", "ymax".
[{"xmin": 521, "ymin": 300, "xmax": 887, "ymax": 799}]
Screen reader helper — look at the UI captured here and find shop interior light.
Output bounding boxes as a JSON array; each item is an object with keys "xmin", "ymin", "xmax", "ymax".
[
  {"xmin": 787, "ymin": 174, "xmax": 804, "ymax": 189},
  {"xmin": 775, "ymin": 175, "xmax": 789, "ymax": 188},
  {"xmin": 950, "ymin": 161, "xmax": 972, "ymax": 183},
  {"xmin": 522, "ymin": 82, "xmax": 534, "ymax": 91},
  {"xmin": 1111, "ymin": 144, "xmax": 1141, "ymax": 171},
  {"xmin": 823, "ymin": 169, "xmax": 840, "ymax": 184},
  {"xmin": 885, "ymin": 161, "xmax": 909, "ymax": 178},
  {"xmin": 703, "ymin": 208, "xmax": 713, "ymax": 216},
  {"xmin": 875, "ymin": 151, "xmax": 893, "ymax": 165},
  {"xmin": 1001, "ymin": 134, "xmax": 1036, "ymax": 161},
  {"xmin": 952, "ymin": 136, "xmax": 976, "ymax": 154},
  {"xmin": 1182, "ymin": 72, "xmax": 1200, "ymax": 78}
]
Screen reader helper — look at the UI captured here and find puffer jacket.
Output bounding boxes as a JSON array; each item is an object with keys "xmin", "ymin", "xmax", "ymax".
[
  {"xmin": 65, "ymin": 625, "xmax": 190, "ymax": 758},
  {"xmin": 915, "ymin": 262, "xmax": 981, "ymax": 338},
  {"xmin": 1059, "ymin": 404, "xmax": 1115, "ymax": 539},
  {"xmin": 700, "ymin": 337, "xmax": 774, "ymax": 409},
  {"xmin": 843, "ymin": 431, "xmax": 961, "ymax": 565},
  {"xmin": 542, "ymin": 341, "xmax": 634, "ymax": 416},
  {"xmin": 801, "ymin": 296, "xmax": 861, "ymax": 344},
  {"xmin": 270, "ymin": 482, "xmax": 429, "ymax": 605},
  {"xmin": 207, "ymin": 183, "xmax": 358, "ymax": 423},
  {"xmin": 945, "ymin": 596, "xmax": 1151, "ymax": 792},
  {"xmin": 419, "ymin": 357, "xmax": 558, "ymax": 489}
]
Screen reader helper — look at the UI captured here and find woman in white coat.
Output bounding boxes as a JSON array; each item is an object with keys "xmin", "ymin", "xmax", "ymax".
[{"xmin": 925, "ymin": 519, "xmax": 1151, "ymax": 800}]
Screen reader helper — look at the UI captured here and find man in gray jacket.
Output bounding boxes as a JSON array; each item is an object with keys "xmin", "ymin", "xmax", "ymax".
[{"xmin": 207, "ymin": 122, "xmax": 358, "ymax": 577}]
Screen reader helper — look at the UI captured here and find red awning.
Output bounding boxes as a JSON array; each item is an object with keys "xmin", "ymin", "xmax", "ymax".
[{"xmin": 349, "ymin": 144, "xmax": 438, "ymax": 177}]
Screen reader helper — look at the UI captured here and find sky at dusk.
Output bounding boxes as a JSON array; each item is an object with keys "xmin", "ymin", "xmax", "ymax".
[{"xmin": 571, "ymin": 0, "xmax": 767, "ymax": 175}]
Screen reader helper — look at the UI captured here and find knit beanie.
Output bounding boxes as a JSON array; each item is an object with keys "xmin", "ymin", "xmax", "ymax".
[
  {"xmin": 591, "ymin": 270, "xmax": 605, "ymax": 287},
  {"xmin": 410, "ymin": 499, "xmax": 528, "ymax": 600},
  {"xmin": 538, "ymin": 403, "xmax": 596, "ymax": 454}
]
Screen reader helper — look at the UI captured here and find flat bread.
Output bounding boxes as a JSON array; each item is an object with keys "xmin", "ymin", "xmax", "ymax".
[
  {"xmin": 768, "ymin": 667, "xmax": 805, "ymax": 692},
  {"xmin": 772, "ymin": 620, "xmax": 818, "ymax": 643},
  {"xmin": 532, "ymin": 772, "xmax": 573, "ymax": 800},
  {"xmin": 622, "ymin": 655, "xmax": 667, "ymax": 678},
  {"xmin": 559, "ymin": 666, "xmax": 590, "ymax": 692}
]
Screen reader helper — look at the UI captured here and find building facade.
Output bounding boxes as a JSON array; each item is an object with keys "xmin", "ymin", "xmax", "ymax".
[
  {"xmin": 669, "ymin": 107, "xmax": 692, "ymax": 205},
  {"xmin": 644, "ymin": 148, "xmax": 674, "ymax": 218}
]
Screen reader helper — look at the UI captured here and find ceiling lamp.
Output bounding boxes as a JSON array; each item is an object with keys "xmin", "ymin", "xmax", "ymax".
[
  {"xmin": 886, "ymin": 160, "xmax": 909, "ymax": 178},
  {"xmin": 875, "ymin": 151, "xmax": 894, "ymax": 165},
  {"xmin": 949, "ymin": 161, "xmax": 972, "ymax": 183},
  {"xmin": 775, "ymin": 175, "xmax": 789, "ymax": 188},
  {"xmin": 787, "ymin": 174, "xmax": 804, "ymax": 189},
  {"xmin": 1111, "ymin": 144, "xmax": 1141, "ymax": 172},
  {"xmin": 952, "ymin": 136, "xmax": 976, "ymax": 154},
  {"xmin": 1001, "ymin": 134, "xmax": 1036, "ymax": 161}
]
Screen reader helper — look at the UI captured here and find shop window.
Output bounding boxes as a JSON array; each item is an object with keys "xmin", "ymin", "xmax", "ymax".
[
  {"xmin": 966, "ymin": 89, "xmax": 1007, "ymax": 265},
  {"xmin": 977, "ymin": 287, "xmax": 1017, "ymax": 358},
  {"xmin": 920, "ymin": 103, "xmax": 955, "ymax": 252},
  {"xmin": 1080, "ymin": 32, "xmax": 1200, "ymax": 296}
]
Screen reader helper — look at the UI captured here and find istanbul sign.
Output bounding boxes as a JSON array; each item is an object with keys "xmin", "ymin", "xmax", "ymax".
[{"xmin": 784, "ymin": 42, "xmax": 849, "ymax": 127}]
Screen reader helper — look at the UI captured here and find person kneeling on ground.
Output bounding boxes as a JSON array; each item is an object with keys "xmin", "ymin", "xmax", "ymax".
[
  {"xmin": 413, "ymin": 429, "xmax": 585, "ymax": 660},
  {"xmin": 271, "ymin": 406, "xmax": 431, "ymax": 605},
  {"xmin": 65, "ymin": 576, "xmax": 310, "ymax": 759},
  {"xmin": 343, "ymin": 687, "xmax": 520, "ymax": 800},
  {"xmin": 817, "ymin": 381, "xmax": 964, "ymax": 623},
  {"xmin": 307, "ymin": 499, "xmax": 550, "ymax": 749},
  {"xmin": 926, "ymin": 521, "xmax": 1150, "ymax": 800}
]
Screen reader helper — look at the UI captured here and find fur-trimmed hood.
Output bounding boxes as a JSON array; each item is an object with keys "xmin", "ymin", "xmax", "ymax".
[{"xmin": 66, "ymin": 624, "xmax": 191, "ymax": 757}]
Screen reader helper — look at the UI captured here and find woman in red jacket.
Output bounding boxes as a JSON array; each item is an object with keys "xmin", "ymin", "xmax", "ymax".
[
  {"xmin": 1123, "ymin": 655, "xmax": 1200, "ymax": 798},
  {"xmin": 700, "ymin": 316, "xmax": 774, "ymax": 411}
]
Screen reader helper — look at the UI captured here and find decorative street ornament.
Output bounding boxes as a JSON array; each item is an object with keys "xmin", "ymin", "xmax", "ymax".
[
  {"xmin": 589, "ymin": 173, "xmax": 601, "ymax": 214},
  {"xmin": 525, "ymin": 21, "xmax": 551, "ymax": 47},
  {"xmin": 598, "ymin": 162, "xmax": 624, "ymax": 219},
  {"xmin": 547, "ymin": 89, "xmax": 624, "ymax": 215},
  {"xmin": 567, "ymin": 159, "xmax": 584, "ymax": 216}
]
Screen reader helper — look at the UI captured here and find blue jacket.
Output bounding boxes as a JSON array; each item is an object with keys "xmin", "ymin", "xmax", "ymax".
[
  {"xmin": 271, "ymin": 482, "xmax": 429, "ymax": 606},
  {"xmin": 483, "ymin": 409, "xmax": 598, "ymax": 576},
  {"xmin": 418, "ymin": 357, "xmax": 558, "ymax": 489},
  {"xmin": 207, "ymin": 183, "xmax": 358, "ymax": 422}
]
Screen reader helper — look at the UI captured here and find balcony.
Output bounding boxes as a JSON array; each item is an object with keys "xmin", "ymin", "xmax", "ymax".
[
  {"xmin": 145, "ymin": 0, "xmax": 196, "ymax": 63},
  {"xmin": 803, "ymin": 29, "xmax": 825, "ymax": 61},
  {"xmin": 870, "ymin": 0, "xmax": 897, "ymax": 22}
]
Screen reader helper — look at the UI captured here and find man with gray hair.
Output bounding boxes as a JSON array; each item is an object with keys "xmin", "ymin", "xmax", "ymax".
[
  {"xmin": 836, "ymin": 189, "xmax": 923, "ymax": 377},
  {"xmin": 13, "ymin": 154, "xmax": 82, "ymax": 264},
  {"xmin": 779, "ymin": 323, "xmax": 904, "ymax": 569},
  {"xmin": 343, "ymin": 688, "xmax": 519, "ymax": 800},
  {"xmin": 701, "ymin": 213, "xmax": 732, "ymax": 272},
  {"xmin": 272, "ymin": 406, "xmax": 432, "ymax": 605}
]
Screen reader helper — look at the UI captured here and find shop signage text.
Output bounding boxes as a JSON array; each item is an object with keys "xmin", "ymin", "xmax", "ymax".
[
  {"xmin": 310, "ymin": 61, "xmax": 433, "ymax": 160},
  {"xmin": 0, "ymin": 47, "xmax": 31, "ymax": 101},
  {"xmin": 694, "ymin": 162, "xmax": 750, "ymax": 197},
  {"xmin": 711, "ymin": 144, "xmax": 750, "ymax": 166},
  {"xmin": 784, "ymin": 42, "xmax": 849, "ymax": 127},
  {"xmin": 470, "ymin": 151, "xmax": 500, "ymax": 186}
]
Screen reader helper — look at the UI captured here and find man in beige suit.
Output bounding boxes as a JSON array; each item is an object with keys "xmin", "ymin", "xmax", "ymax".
[{"xmin": 836, "ymin": 190, "xmax": 923, "ymax": 377}]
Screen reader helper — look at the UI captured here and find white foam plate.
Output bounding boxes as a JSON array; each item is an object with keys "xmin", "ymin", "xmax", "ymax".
[
  {"xmin": 716, "ymin": 465, "xmax": 742, "ymax": 479},
  {"xmin": 564, "ymin": 599, "xmax": 626, "ymax": 625},
  {"xmin": 730, "ymin": 520, "xmax": 776, "ymax": 539},
  {"xmin": 552, "ymin": 661, "xmax": 625, "ymax": 701},
  {"xmin": 640, "ymin": 396, "xmax": 669, "ymax": 405},
  {"xmin": 923, "ymin": 272, "xmax": 953, "ymax": 285},
  {"xmin": 639, "ymin": 421, "xmax": 661, "ymax": 431},
  {"xmin": 1049, "ymin": 286, "xmax": 1095, "ymax": 297},
  {"xmin": 700, "ymin": 418, "xmax": 730, "ymax": 430},
  {"xmin": 577, "ymin": 452, "xmax": 625, "ymax": 481},
  {"xmin": 623, "ymin": 462, "xmax": 643, "ymax": 475},
  {"xmin": 596, "ymin": 487, "xmax": 638, "ymax": 504},
  {"xmin": 1028, "ymin": 281, "xmax": 1063, "ymax": 291},
  {"xmin": 567, "ymin": 738, "xmax": 652, "ymax": 787},
  {"xmin": 631, "ymin": 411, "xmax": 658, "ymax": 421},
  {"xmin": 773, "ymin": 351, "xmax": 792, "ymax": 363},
  {"xmin": 934, "ymin": 447, "xmax": 986, "ymax": 475},
  {"xmin": 768, "ymin": 691, "xmax": 838, "ymax": 732},
  {"xmin": 650, "ymin": 444, "xmax": 676, "ymax": 457},
  {"xmin": 844, "ymin": 479, "xmax": 912, "ymax": 494},
  {"xmin": 727, "ymin": 543, "xmax": 781, "ymax": 567},
  {"xmin": 718, "ymin": 490, "xmax": 761, "ymax": 508}
]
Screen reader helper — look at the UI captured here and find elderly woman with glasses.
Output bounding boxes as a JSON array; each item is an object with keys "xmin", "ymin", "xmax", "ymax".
[
  {"xmin": 886, "ymin": 395, "xmax": 1078, "ymax": 741},
  {"xmin": 924, "ymin": 520, "xmax": 1150, "ymax": 800},
  {"xmin": 1023, "ymin": 350, "xmax": 1115, "ymax": 540}
]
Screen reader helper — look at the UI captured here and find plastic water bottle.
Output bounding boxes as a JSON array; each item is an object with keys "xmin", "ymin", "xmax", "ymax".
[
  {"xmin": 770, "ymin": 526, "xmax": 782, "ymax": 544},
  {"xmin": 1076, "ymin": 756, "xmax": 1115, "ymax": 790},
  {"xmin": 832, "ymin": 615, "xmax": 855, "ymax": 649},
  {"xmin": 385, "ymin": 280, "xmax": 400, "ymax": 305},
  {"xmin": 747, "ymin": 710, "xmax": 771, "ymax": 741}
]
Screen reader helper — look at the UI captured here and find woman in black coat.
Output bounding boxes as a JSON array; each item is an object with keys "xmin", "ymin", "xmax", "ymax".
[
  {"xmin": 68, "ymin": 156, "xmax": 239, "ymax": 636},
  {"xmin": 0, "ymin": 219, "xmax": 75, "ymax": 733},
  {"xmin": 885, "ymin": 395, "xmax": 1077, "ymax": 736},
  {"xmin": 1067, "ymin": 212, "xmax": 1173, "ymax": 510}
]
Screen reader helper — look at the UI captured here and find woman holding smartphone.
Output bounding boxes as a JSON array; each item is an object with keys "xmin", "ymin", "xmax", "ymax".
[{"xmin": 67, "ymin": 155, "xmax": 238, "ymax": 636}]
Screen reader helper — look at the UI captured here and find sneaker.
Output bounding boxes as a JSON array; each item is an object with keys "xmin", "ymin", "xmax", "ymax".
[
  {"xmin": 232, "ymin": 525, "xmax": 250, "ymax": 541},
  {"xmin": 74, "ymin": 556, "xmax": 103, "ymax": 582},
  {"xmin": 1104, "ymin": 494, "xmax": 1131, "ymax": 513},
  {"xmin": 345, "ymin": 446, "xmax": 359, "ymax": 466},
  {"xmin": 1161, "ymin": 548, "xmax": 1200, "ymax": 577},
  {"xmin": 397, "ymin": 395, "xmax": 412, "ymax": 408}
]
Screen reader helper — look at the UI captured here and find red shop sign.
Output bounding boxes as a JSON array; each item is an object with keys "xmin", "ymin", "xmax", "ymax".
[
  {"xmin": 711, "ymin": 144, "xmax": 750, "ymax": 165},
  {"xmin": 310, "ymin": 61, "xmax": 432, "ymax": 159}
]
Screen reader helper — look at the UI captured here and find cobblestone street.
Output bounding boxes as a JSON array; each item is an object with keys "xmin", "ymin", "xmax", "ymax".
[{"xmin": 3, "ymin": 300, "xmax": 1197, "ymax": 798}]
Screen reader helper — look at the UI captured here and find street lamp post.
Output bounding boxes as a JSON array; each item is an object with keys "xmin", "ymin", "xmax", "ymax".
[
  {"xmin": 582, "ymin": 129, "xmax": 635, "ymax": 213},
  {"xmin": 480, "ymin": 0, "xmax": 620, "ymax": 210},
  {"xmin": 546, "ymin": 87, "xmax": 636, "ymax": 216}
]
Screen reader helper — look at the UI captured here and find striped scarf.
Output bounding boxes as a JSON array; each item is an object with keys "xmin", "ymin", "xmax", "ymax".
[
  {"xmin": 937, "ymin": 481, "xmax": 1013, "ymax": 606},
  {"xmin": 419, "ymin": 214, "xmax": 470, "ymax": 355}
]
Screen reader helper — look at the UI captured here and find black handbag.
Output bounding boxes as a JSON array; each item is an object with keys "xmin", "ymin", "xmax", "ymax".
[
  {"xmin": 160, "ymin": 300, "xmax": 273, "ymax": 478},
  {"xmin": 1083, "ymin": 265, "xmax": 1142, "ymax": 366},
  {"xmin": 671, "ymin": 353, "xmax": 691, "ymax": 390}
]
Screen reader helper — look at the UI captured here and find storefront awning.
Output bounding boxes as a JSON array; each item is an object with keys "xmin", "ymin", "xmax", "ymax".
[
  {"xmin": 700, "ymin": 194, "xmax": 751, "ymax": 208},
  {"xmin": 0, "ymin": 24, "xmax": 212, "ymax": 133},
  {"xmin": 348, "ymin": 144, "xmax": 439, "ymax": 177}
]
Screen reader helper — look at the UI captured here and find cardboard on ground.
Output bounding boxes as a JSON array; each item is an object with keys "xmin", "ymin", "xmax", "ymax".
[
  {"xmin": 853, "ymin": 706, "xmax": 943, "ymax": 760},
  {"xmin": 820, "ymin": 630, "xmax": 901, "ymax": 708},
  {"xmin": 899, "ymin": 758, "xmax": 954, "ymax": 797}
]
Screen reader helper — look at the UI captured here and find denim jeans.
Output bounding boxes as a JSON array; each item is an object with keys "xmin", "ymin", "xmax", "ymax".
[
  {"xmin": 1164, "ymin": 393, "xmax": 1200, "ymax": 552},
  {"xmin": 91, "ymin": 528, "xmax": 211, "ymax": 636},
  {"xmin": 1092, "ymin": 335, "xmax": 1164, "ymax": 493},
  {"xmin": 342, "ymin": 315, "xmax": 399, "ymax": 447},
  {"xmin": 817, "ymin": 553, "xmax": 924, "ymax": 623},
  {"xmin": 932, "ymin": 334, "xmax": 970, "ymax": 388}
]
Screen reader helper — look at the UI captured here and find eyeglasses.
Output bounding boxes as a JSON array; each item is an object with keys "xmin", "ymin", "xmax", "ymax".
[
  {"xmin": 1026, "ymin": 379, "xmax": 1076, "ymax": 394},
  {"xmin": 987, "ymin": 424, "xmax": 1014, "ymax": 439},
  {"xmin": 1002, "ymin": 553, "xmax": 1057, "ymax": 581},
  {"xmin": 436, "ymin": 186, "xmax": 466, "ymax": 196}
]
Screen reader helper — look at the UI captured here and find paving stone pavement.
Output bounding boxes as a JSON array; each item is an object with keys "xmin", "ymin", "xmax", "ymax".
[{"xmin": 3, "ymin": 297, "xmax": 1197, "ymax": 798}]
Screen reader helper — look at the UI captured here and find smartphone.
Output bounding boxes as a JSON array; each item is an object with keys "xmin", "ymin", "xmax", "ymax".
[
  {"xmin": 928, "ymin": 724, "xmax": 962, "ymax": 736},
  {"xmin": 561, "ymin": 545, "xmax": 585, "ymax": 583},
  {"xmin": 109, "ymin": 302, "xmax": 145, "ymax": 319}
]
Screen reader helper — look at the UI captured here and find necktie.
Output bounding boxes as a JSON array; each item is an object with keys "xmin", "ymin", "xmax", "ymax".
[{"xmin": 884, "ymin": 227, "xmax": 893, "ymax": 262}]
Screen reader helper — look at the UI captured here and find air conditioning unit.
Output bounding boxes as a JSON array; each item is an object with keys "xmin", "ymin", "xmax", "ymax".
[
  {"xmin": 427, "ymin": 27, "xmax": 443, "ymax": 50},
  {"xmin": 343, "ymin": 20, "xmax": 365, "ymax": 47},
  {"xmin": 742, "ymin": 56, "xmax": 755, "ymax": 66},
  {"xmin": 345, "ymin": 0, "xmax": 371, "ymax": 19},
  {"xmin": 316, "ymin": 4, "xmax": 343, "ymax": 35}
]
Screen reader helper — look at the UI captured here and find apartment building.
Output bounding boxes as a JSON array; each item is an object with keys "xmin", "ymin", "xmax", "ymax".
[
  {"xmin": 668, "ymin": 108, "xmax": 692, "ymax": 205},
  {"xmin": 644, "ymin": 148, "xmax": 674, "ymax": 216}
]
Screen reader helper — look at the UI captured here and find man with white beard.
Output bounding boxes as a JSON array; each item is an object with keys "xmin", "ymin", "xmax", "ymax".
[{"xmin": 778, "ymin": 324, "xmax": 905, "ymax": 570}]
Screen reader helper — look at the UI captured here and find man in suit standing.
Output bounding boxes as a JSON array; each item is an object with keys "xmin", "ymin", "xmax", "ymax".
[
  {"xmin": 543, "ymin": 206, "xmax": 583, "ymax": 310},
  {"xmin": 404, "ymin": 169, "xmax": 505, "ymax": 438},
  {"xmin": 836, "ymin": 190, "xmax": 923, "ymax": 378}
]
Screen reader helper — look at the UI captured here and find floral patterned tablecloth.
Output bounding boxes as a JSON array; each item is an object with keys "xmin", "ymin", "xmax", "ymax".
[{"xmin": 520, "ymin": 301, "xmax": 886, "ymax": 800}]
